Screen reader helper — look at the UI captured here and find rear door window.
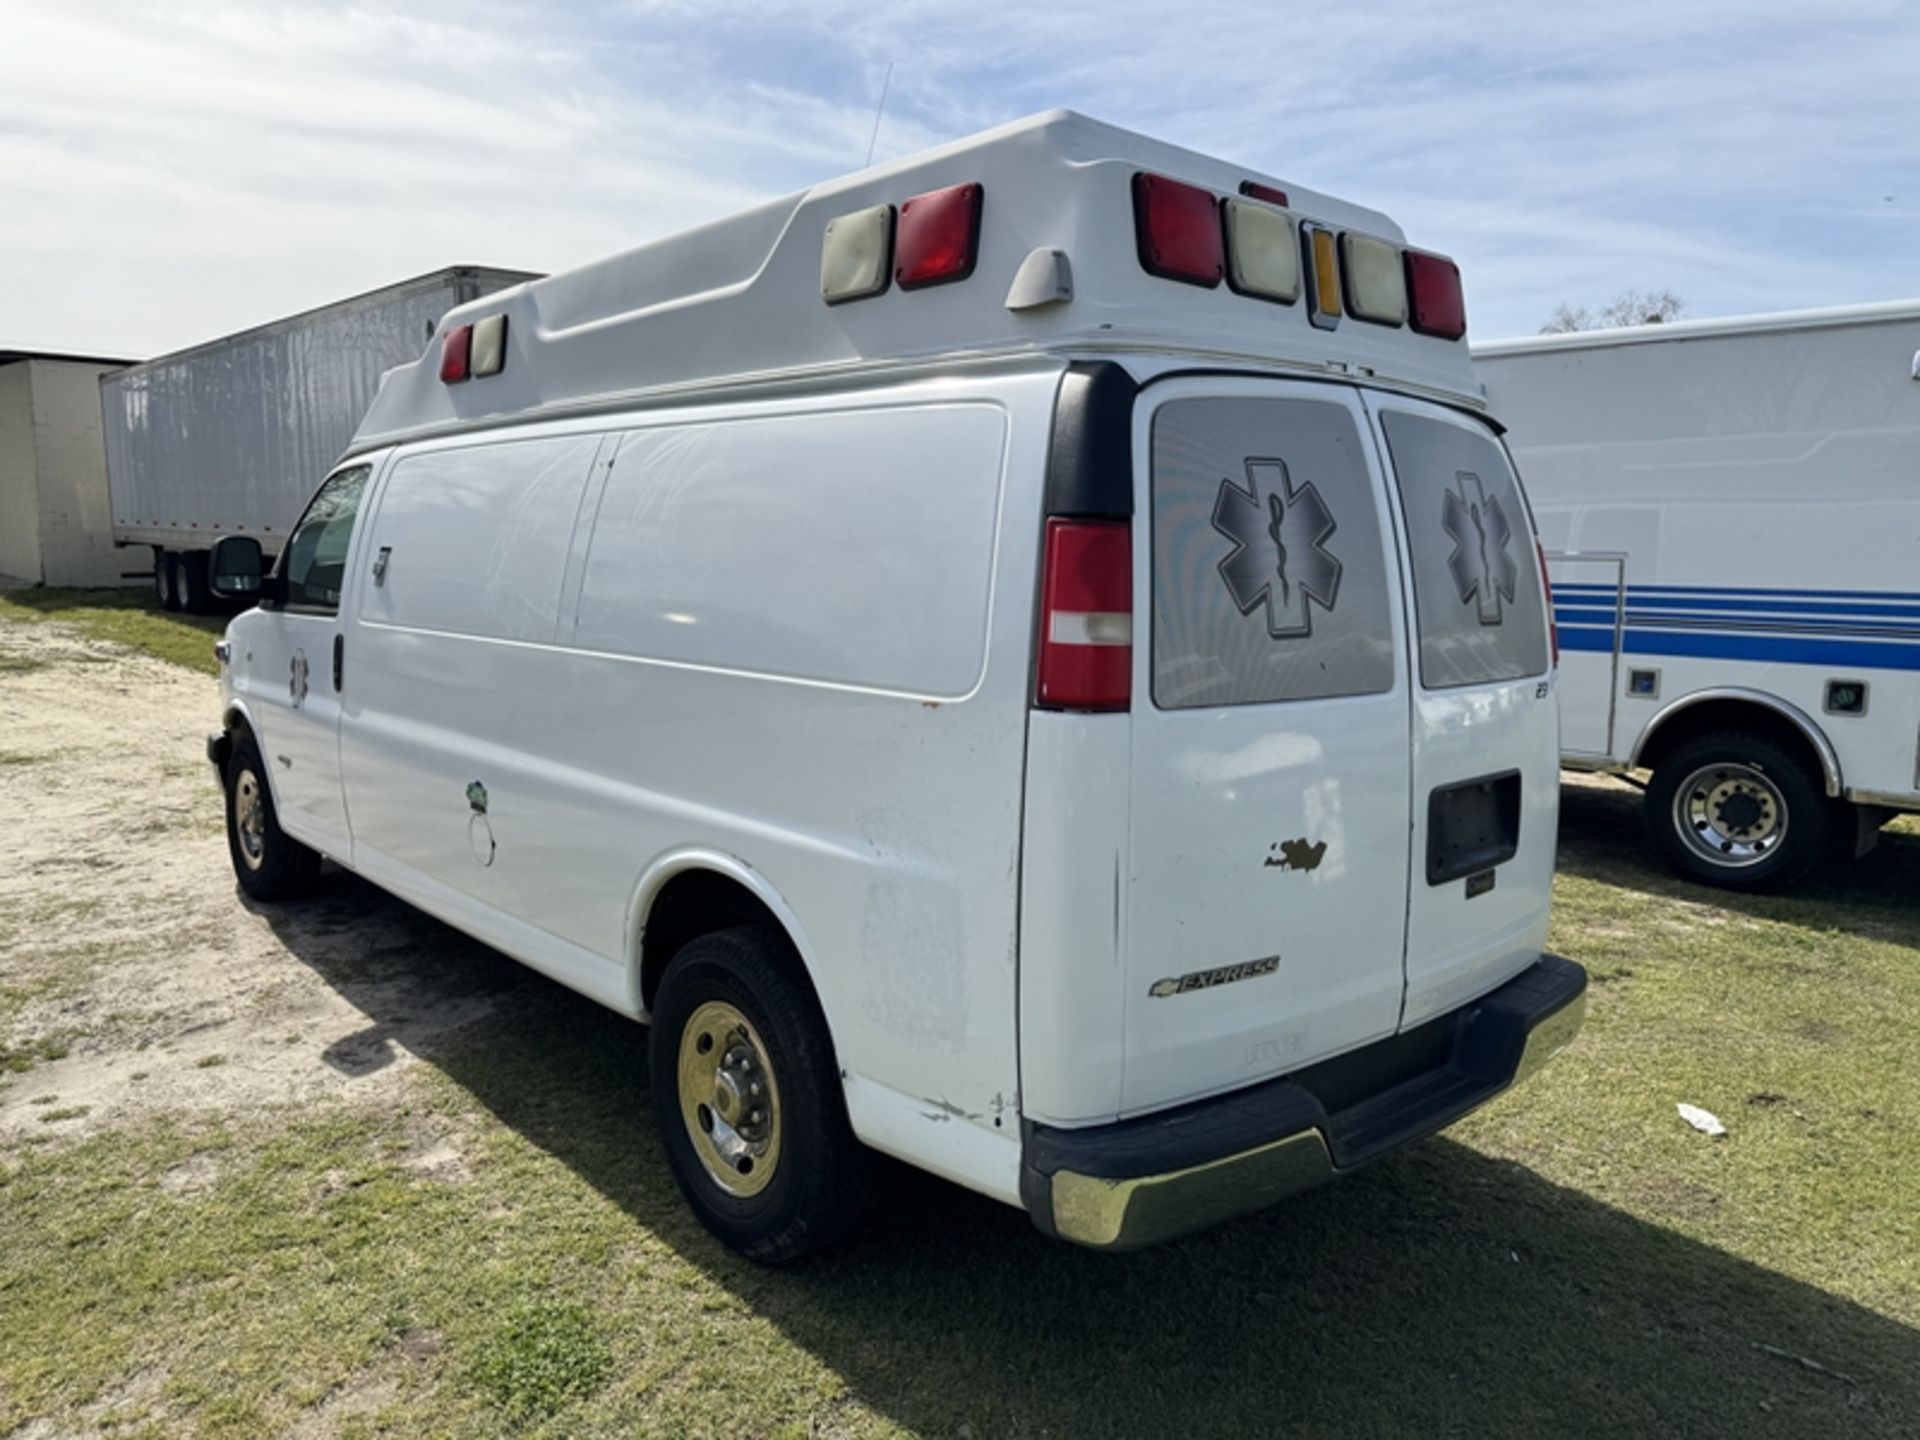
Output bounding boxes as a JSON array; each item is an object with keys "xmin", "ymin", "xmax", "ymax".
[
  {"xmin": 1151, "ymin": 396, "xmax": 1397, "ymax": 708},
  {"xmin": 1379, "ymin": 410, "xmax": 1548, "ymax": 689}
]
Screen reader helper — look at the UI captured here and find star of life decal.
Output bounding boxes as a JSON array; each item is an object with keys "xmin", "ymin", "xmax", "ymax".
[
  {"xmin": 1211, "ymin": 458, "xmax": 1342, "ymax": 639},
  {"xmin": 1441, "ymin": 471, "xmax": 1518, "ymax": 625}
]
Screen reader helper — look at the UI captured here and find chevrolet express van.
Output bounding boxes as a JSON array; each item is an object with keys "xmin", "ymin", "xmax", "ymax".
[{"xmin": 206, "ymin": 112, "xmax": 1585, "ymax": 1261}]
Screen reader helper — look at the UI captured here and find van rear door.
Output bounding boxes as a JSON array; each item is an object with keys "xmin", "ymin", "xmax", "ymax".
[
  {"xmin": 1123, "ymin": 377, "xmax": 1413, "ymax": 1115},
  {"xmin": 1364, "ymin": 395, "xmax": 1557, "ymax": 1028}
]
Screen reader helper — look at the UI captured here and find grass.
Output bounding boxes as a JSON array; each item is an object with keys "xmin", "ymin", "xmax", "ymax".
[
  {"xmin": 0, "ymin": 586, "xmax": 228, "ymax": 675},
  {"xmin": 0, "ymin": 789, "xmax": 1916, "ymax": 1436}
]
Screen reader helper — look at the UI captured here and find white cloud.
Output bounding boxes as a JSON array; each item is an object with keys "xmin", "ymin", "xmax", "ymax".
[{"xmin": 1, "ymin": 0, "xmax": 1915, "ymax": 355}]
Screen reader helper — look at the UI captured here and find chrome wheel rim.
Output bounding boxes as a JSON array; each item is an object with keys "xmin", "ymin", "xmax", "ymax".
[
  {"xmin": 234, "ymin": 768, "xmax": 267, "ymax": 870},
  {"xmin": 1674, "ymin": 761, "xmax": 1787, "ymax": 868},
  {"xmin": 676, "ymin": 1000, "xmax": 781, "ymax": 1198}
]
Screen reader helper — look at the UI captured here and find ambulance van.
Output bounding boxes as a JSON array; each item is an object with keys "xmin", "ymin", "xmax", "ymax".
[
  {"xmin": 205, "ymin": 112, "xmax": 1584, "ymax": 1260},
  {"xmin": 1478, "ymin": 303, "xmax": 1920, "ymax": 891}
]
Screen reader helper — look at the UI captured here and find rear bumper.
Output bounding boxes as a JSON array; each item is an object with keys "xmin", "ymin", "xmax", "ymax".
[{"xmin": 1020, "ymin": 952, "xmax": 1586, "ymax": 1250}]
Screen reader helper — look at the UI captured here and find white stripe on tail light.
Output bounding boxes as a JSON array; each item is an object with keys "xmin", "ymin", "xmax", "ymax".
[
  {"xmin": 1036, "ymin": 518, "xmax": 1132, "ymax": 711},
  {"xmin": 1048, "ymin": 610, "xmax": 1133, "ymax": 646}
]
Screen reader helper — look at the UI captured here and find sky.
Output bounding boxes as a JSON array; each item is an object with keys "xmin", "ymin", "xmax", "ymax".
[{"xmin": 2, "ymin": 0, "xmax": 1915, "ymax": 359}]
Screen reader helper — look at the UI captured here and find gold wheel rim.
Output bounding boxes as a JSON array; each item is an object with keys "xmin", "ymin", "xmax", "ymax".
[
  {"xmin": 234, "ymin": 769, "xmax": 267, "ymax": 870},
  {"xmin": 676, "ymin": 1000, "xmax": 782, "ymax": 1198}
]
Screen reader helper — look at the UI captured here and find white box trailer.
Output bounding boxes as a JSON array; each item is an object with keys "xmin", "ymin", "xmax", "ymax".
[
  {"xmin": 102, "ymin": 266, "xmax": 536, "ymax": 610},
  {"xmin": 1476, "ymin": 301, "xmax": 1920, "ymax": 890}
]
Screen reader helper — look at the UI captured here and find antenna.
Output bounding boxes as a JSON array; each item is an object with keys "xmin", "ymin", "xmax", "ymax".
[{"xmin": 864, "ymin": 61, "xmax": 894, "ymax": 168}]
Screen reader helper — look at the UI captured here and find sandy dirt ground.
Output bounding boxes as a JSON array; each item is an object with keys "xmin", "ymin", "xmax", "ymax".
[{"xmin": 0, "ymin": 614, "xmax": 503, "ymax": 1150}]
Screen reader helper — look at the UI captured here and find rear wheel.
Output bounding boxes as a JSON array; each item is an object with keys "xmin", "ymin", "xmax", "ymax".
[
  {"xmin": 177, "ymin": 551, "xmax": 211, "ymax": 613},
  {"xmin": 649, "ymin": 925, "xmax": 872, "ymax": 1263},
  {"xmin": 1645, "ymin": 730, "xmax": 1835, "ymax": 891},
  {"xmin": 155, "ymin": 549, "xmax": 181, "ymax": 612},
  {"xmin": 223, "ymin": 735, "xmax": 321, "ymax": 901}
]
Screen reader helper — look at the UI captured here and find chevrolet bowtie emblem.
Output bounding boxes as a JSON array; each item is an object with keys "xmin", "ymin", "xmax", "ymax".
[{"xmin": 1148, "ymin": 956, "xmax": 1280, "ymax": 998}]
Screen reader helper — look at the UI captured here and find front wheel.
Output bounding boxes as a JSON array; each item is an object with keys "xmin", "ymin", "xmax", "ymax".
[
  {"xmin": 649, "ymin": 925, "xmax": 872, "ymax": 1263},
  {"xmin": 223, "ymin": 735, "xmax": 322, "ymax": 901},
  {"xmin": 1644, "ymin": 730, "xmax": 1836, "ymax": 892}
]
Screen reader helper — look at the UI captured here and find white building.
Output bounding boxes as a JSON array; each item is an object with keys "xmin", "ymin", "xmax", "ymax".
[{"xmin": 0, "ymin": 349, "xmax": 136, "ymax": 587}]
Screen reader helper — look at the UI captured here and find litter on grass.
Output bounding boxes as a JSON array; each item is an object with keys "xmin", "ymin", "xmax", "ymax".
[{"xmin": 1678, "ymin": 1103, "xmax": 1728, "ymax": 1137}]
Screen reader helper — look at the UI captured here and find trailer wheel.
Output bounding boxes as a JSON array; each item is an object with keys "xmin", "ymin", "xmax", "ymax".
[
  {"xmin": 1645, "ymin": 730, "xmax": 1836, "ymax": 892},
  {"xmin": 649, "ymin": 924, "xmax": 872, "ymax": 1263},
  {"xmin": 178, "ymin": 551, "xmax": 211, "ymax": 613},
  {"xmin": 155, "ymin": 550, "xmax": 182, "ymax": 612},
  {"xmin": 223, "ymin": 735, "xmax": 322, "ymax": 901}
]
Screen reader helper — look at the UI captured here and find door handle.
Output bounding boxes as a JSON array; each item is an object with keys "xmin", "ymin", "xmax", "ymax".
[{"xmin": 332, "ymin": 633, "xmax": 344, "ymax": 691}]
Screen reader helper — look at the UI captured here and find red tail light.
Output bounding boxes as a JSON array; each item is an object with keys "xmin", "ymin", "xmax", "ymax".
[
  {"xmin": 440, "ymin": 323, "xmax": 474, "ymax": 383},
  {"xmin": 1037, "ymin": 518, "xmax": 1131, "ymax": 711},
  {"xmin": 896, "ymin": 181, "xmax": 983, "ymax": 289},
  {"xmin": 1537, "ymin": 540, "xmax": 1559, "ymax": 667},
  {"xmin": 1132, "ymin": 173, "xmax": 1223, "ymax": 288},
  {"xmin": 1238, "ymin": 180, "xmax": 1290, "ymax": 207},
  {"xmin": 1405, "ymin": 250, "xmax": 1466, "ymax": 340}
]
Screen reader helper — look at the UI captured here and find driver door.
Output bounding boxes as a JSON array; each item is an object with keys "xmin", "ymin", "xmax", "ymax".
[{"xmin": 244, "ymin": 461, "xmax": 374, "ymax": 860}]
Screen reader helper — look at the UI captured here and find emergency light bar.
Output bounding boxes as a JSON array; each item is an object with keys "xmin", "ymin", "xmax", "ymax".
[
  {"xmin": 441, "ymin": 314, "xmax": 510, "ymax": 384},
  {"xmin": 808, "ymin": 156, "xmax": 1468, "ymax": 344}
]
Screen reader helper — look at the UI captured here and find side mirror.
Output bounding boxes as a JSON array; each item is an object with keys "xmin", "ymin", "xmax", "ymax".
[{"xmin": 208, "ymin": 534, "xmax": 265, "ymax": 603}]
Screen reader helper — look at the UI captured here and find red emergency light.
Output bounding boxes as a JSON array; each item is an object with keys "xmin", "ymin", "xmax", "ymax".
[{"xmin": 896, "ymin": 182, "xmax": 984, "ymax": 289}]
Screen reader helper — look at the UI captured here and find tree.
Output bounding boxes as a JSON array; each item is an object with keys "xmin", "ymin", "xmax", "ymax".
[{"xmin": 1540, "ymin": 288, "xmax": 1685, "ymax": 334}]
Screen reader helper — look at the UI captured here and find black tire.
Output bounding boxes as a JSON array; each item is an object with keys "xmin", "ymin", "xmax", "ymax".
[
  {"xmin": 649, "ymin": 925, "xmax": 872, "ymax": 1263},
  {"xmin": 1644, "ymin": 730, "xmax": 1836, "ymax": 892},
  {"xmin": 178, "ymin": 551, "xmax": 211, "ymax": 613},
  {"xmin": 156, "ymin": 550, "xmax": 182, "ymax": 612},
  {"xmin": 223, "ymin": 734, "xmax": 322, "ymax": 901}
]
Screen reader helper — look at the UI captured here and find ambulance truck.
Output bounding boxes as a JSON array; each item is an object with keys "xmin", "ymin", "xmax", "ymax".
[
  {"xmin": 1478, "ymin": 302, "xmax": 1920, "ymax": 892},
  {"xmin": 202, "ymin": 112, "xmax": 1584, "ymax": 1260}
]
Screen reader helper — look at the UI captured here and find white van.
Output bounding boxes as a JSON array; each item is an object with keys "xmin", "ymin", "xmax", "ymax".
[
  {"xmin": 205, "ymin": 112, "xmax": 1584, "ymax": 1260},
  {"xmin": 1478, "ymin": 303, "xmax": 1920, "ymax": 891}
]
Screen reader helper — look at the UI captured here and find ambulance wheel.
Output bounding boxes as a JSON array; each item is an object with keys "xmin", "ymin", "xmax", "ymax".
[
  {"xmin": 223, "ymin": 735, "xmax": 322, "ymax": 901},
  {"xmin": 155, "ymin": 550, "xmax": 182, "ymax": 612},
  {"xmin": 1646, "ymin": 731, "xmax": 1834, "ymax": 892},
  {"xmin": 650, "ymin": 925, "xmax": 872, "ymax": 1264}
]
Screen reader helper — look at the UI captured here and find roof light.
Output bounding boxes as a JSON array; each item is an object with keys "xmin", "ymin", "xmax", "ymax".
[
  {"xmin": 1405, "ymin": 249, "xmax": 1467, "ymax": 339},
  {"xmin": 1340, "ymin": 233, "xmax": 1407, "ymax": 326},
  {"xmin": 1304, "ymin": 225, "xmax": 1341, "ymax": 328},
  {"xmin": 820, "ymin": 203, "xmax": 894, "ymax": 304},
  {"xmin": 470, "ymin": 314, "xmax": 508, "ymax": 377},
  {"xmin": 1132, "ymin": 173, "xmax": 1223, "ymax": 288},
  {"xmin": 440, "ymin": 323, "xmax": 473, "ymax": 383},
  {"xmin": 896, "ymin": 181, "xmax": 983, "ymax": 289},
  {"xmin": 1036, "ymin": 518, "xmax": 1131, "ymax": 711},
  {"xmin": 1222, "ymin": 195, "xmax": 1298, "ymax": 304},
  {"xmin": 1239, "ymin": 180, "xmax": 1290, "ymax": 208}
]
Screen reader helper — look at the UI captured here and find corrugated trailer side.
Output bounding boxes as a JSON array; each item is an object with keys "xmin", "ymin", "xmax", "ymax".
[{"xmin": 104, "ymin": 266, "xmax": 535, "ymax": 607}]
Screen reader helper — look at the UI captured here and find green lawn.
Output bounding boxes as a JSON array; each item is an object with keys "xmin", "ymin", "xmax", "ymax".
[
  {"xmin": 0, "ymin": 586, "xmax": 228, "ymax": 675},
  {"xmin": 0, "ymin": 600, "xmax": 1914, "ymax": 1435}
]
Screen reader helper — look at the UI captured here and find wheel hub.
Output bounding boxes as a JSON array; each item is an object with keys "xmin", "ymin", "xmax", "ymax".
[
  {"xmin": 677, "ymin": 1001, "xmax": 781, "ymax": 1198},
  {"xmin": 234, "ymin": 769, "xmax": 267, "ymax": 870},
  {"xmin": 1674, "ymin": 762, "xmax": 1787, "ymax": 868}
]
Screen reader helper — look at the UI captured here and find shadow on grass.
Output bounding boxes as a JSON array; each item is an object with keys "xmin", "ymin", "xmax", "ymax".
[
  {"xmin": 1558, "ymin": 779, "xmax": 1920, "ymax": 950},
  {"xmin": 259, "ymin": 875, "xmax": 1920, "ymax": 1439}
]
